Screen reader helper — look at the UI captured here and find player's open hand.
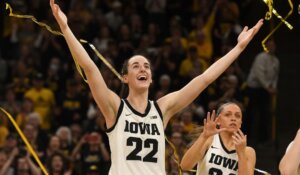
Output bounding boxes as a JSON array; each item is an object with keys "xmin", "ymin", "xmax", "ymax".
[
  {"xmin": 203, "ymin": 110, "xmax": 227, "ymax": 138},
  {"xmin": 237, "ymin": 19, "xmax": 263, "ymax": 49}
]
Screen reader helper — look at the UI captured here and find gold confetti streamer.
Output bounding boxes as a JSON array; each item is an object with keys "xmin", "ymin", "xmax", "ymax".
[
  {"xmin": 261, "ymin": 0, "xmax": 293, "ymax": 52},
  {"xmin": 264, "ymin": 0, "xmax": 273, "ymax": 20},
  {"xmin": 6, "ymin": 3, "xmax": 63, "ymax": 36},
  {"xmin": 0, "ymin": 108, "xmax": 49, "ymax": 175},
  {"xmin": 165, "ymin": 136, "xmax": 183, "ymax": 175},
  {"xmin": 262, "ymin": 0, "xmax": 293, "ymax": 29},
  {"xmin": 5, "ymin": 3, "xmax": 122, "ymax": 82},
  {"xmin": 80, "ymin": 39, "xmax": 123, "ymax": 81}
]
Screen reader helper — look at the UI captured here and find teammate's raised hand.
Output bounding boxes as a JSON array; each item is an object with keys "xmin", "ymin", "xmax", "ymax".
[{"xmin": 203, "ymin": 110, "xmax": 227, "ymax": 138}]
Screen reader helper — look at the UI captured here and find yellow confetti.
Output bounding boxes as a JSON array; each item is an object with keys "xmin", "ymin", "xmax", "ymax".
[
  {"xmin": 264, "ymin": 0, "xmax": 273, "ymax": 20},
  {"xmin": 261, "ymin": 0, "xmax": 293, "ymax": 52},
  {"xmin": 262, "ymin": 0, "xmax": 293, "ymax": 29},
  {"xmin": 80, "ymin": 39, "xmax": 123, "ymax": 81}
]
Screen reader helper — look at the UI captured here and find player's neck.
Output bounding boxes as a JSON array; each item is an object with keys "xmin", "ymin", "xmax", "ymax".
[
  {"xmin": 127, "ymin": 89, "xmax": 148, "ymax": 101},
  {"xmin": 126, "ymin": 93, "xmax": 149, "ymax": 114},
  {"xmin": 220, "ymin": 132, "xmax": 235, "ymax": 150}
]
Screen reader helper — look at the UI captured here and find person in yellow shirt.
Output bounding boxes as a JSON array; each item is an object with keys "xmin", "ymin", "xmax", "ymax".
[
  {"xmin": 24, "ymin": 73, "xmax": 55, "ymax": 130},
  {"xmin": 179, "ymin": 45, "xmax": 208, "ymax": 82},
  {"xmin": 0, "ymin": 124, "xmax": 9, "ymax": 148},
  {"xmin": 188, "ymin": 0, "xmax": 220, "ymax": 62}
]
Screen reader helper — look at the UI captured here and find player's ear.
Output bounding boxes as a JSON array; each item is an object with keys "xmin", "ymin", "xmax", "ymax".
[{"xmin": 123, "ymin": 75, "xmax": 129, "ymax": 83}]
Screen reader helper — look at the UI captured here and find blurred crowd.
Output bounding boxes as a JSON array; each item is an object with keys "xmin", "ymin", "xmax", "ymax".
[{"xmin": 0, "ymin": 0, "xmax": 277, "ymax": 174}]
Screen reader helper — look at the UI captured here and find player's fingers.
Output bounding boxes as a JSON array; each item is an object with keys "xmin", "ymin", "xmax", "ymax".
[{"xmin": 211, "ymin": 110, "xmax": 216, "ymax": 121}]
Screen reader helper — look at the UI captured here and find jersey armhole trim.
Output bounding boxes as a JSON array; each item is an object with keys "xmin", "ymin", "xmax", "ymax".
[
  {"xmin": 105, "ymin": 100, "xmax": 124, "ymax": 133},
  {"xmin": 154, "ymin": 101, "xmax": 163, "ymax": 122}
]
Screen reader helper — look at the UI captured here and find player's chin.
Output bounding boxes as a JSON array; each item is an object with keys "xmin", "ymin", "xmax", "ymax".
[{"xmin": 137, "ymin": 81, "xmax": 151, "ymax": 88}]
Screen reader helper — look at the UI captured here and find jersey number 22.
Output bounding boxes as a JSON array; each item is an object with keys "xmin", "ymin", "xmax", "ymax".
[{"xmin": 126, "ymin": 137, "xmax": 158, "ymax": 163}]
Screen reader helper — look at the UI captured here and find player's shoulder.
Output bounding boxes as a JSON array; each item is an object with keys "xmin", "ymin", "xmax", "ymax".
[{"xmin": 245, "ymin": 146, "xmax": 256, "ymax": 158}]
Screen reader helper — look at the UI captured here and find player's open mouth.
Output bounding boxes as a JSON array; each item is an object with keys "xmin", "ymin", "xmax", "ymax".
[
  {"xmin": 229, "ymin": 123, "xmax": 237, "ymax": 127},
  {"xmin": 137, "ymin": 75, "xmax": 147, "ymax": 81}
]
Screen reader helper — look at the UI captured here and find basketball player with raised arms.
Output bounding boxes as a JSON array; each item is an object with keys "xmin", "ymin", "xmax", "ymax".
[
  {"xmin": 49, "ymin": 0, "xmax": 263, "ymax": 174},
  {"xmin": 181, "ymin": 101, "xmax": 256, "ymax": 175}
]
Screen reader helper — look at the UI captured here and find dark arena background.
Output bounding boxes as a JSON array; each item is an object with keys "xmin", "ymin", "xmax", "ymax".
[{"xmin": 1, "ymin": 0, "xmax": 300, "ymax": 174}]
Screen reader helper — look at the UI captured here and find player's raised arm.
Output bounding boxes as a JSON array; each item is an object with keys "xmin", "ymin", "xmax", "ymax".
[
  {"xmin": 181, "ymin": 111, "xmax": 227, "ymax": 170},
  {"xmin": 158, "ymin": 19, "xmax": 263, "ymax": 126},
  {"xmin": 49, "ymin": 0, "xmax": 120, "ymax": 127}
]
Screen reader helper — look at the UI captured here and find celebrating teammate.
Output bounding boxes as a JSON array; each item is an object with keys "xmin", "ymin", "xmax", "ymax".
[{"xmin": 181, "ymin": 101, "xmax": 256, "ymax": 175}]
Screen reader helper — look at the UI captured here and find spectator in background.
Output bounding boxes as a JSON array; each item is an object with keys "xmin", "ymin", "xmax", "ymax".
[
  {"xmin": 47, "ymin": 151, "xmax": 73, "ymax": 175},
  {"xmin": 24, "ymin": 73, "xmax": 55, "ymax": 130},
  {"xmin": 246, "ymin": 39, "xmax": 279, "ymax": 146},
  {"xmin": 130, "ymin": 14, "xmax": 144, "ymax": 47},
  {"xmin": 214, "ymin": 0, "xmax": 241, "ymax": 48},
  {"xmin": 46, "ymin": 56, "xmax": 64, "ymax": 95},
  {"xmin": 26, "ymin": 112, "xmax": 49, "ymax": 151},
  {"xmin": 16, "ymin": 98, "xmax": 34, "ymax": 129},
  {"xmin": 116, "ymin": 24, "xmax": 134, "ymax": 67},
  {"xmin": 2, "ymin": 134, "xmax": 18, "ymax": 154},
  {"xmin": 166, "ymin": 131, "xmax": 187, "ymax": 160},
  {"xmin": 188, "ymin": 0, "xmax": 220, "ymax": 63},
  {"xmin": 0, "ymin": 148, "xmax": 18, "ymax": 175},
  {"xmin": 57, "ymin": 79, "xmax": 86, "ymax": 127},
  {"xmin": 92, "ymin": 25, "xmax": 112, "ymax": 54},
  {"xmin": 0, "ymin": 149, "xmax": 14, "ymax": 175},
  {"xmin": 105, "ymin": 1, "xmax": 123, "ymax": 32},
  {"xmin": 154, "ymin": 43, "xmax": 181, "ymax": 89},
  {"xmin": 208, "ymin": 74, "xmax": 243, "ymax": 111},
  {"xmin": 180, "ymin": 108, "xmax": 197, "ymax": 135},
  {"xmin": 71, "ymin": 132, "xmax": 110, "ymax": 175},
  {"xmin": 13, "ymin": 153, "xmax": 41, "ymax": 175},
  {"xmin": 145, "ymin": 0, "xmax": 167, "ymax": 33},
  {"xmin": 146, "ymin": 23, "xmax": 162, "ymax": 48},
  {"xmin": 86, "ymin": 165, "xmax": 101, "ymax": 175},
  {"xmin": 1, "ymin": 88, "xmax": 21, "ymax": 117},
  {"xmin": 22, "ymin": 123, "xmax": 45, "ymax": 155},
  {"xmin": 135, "ymin": 34, "xmax": 152, "ymax": 57},
  {"xmin": 165, "ymin": 132, "xmax": 189, "ymax": 175},
  {"xmin": 56, "ymin": 126, "xmax": 73, "ymax": 157},
  {"xmin": 0, "ymin": 118, "xmax": 9, "ymax": 148},
  {"xmin": 70, "ymin": 124, "xmax": 83, "ymax": 146},
  {"xmin": 9, "ymin": 60, "xmax": 31, "ymax": 100},
  {"xmin": 44, "ymin": 136, "xmax": 62, "ymax": 161},
  {"xmin": 179, "ymin": 45, "xmax": 208, "ymax": 83},
  {"xmin": 155, "ymin": 74, "xmax": 172, "ymax": 99}
]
